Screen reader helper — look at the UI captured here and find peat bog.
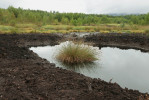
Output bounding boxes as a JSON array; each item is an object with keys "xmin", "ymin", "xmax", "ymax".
[{"xmin": 0, "ymin": 33, "xmax": 149, "ymax": 100}]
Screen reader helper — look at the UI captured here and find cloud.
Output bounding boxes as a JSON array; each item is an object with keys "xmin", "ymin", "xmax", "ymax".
[
  {"xmin": 0, "ymin": 0, "xmax": 149, "ymax": 14},
  {"xmin": 0, "ymin": 0, "xmax": 21, "ymax": 8},
  {"xmin": 86, "ymin": 0, "xmax": 149, "ymax": 14},
  {"xmin": 15, "ymin": 0, "xmax": 86, "ymax": 13}
]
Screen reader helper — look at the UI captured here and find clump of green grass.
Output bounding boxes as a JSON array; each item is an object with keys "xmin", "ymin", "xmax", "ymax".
[{"xmin": 56, "ymin": 41, "xmax": 98, "ymax": 64}]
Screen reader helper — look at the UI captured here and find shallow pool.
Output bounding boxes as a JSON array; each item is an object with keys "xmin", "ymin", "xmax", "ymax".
[{"xmin": 30, "ymin": 41, "xmax": 149, "ymax": 93}]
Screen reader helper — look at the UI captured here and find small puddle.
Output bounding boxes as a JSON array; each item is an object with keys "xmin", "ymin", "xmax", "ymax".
[{"xmin": 30, "ymin": 41, "xmax": 149, "ymax": 93}]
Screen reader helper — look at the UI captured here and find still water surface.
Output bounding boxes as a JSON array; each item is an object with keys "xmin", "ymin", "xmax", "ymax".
[{"xmin": 30, "ymin": 42, "xmax": 149, "ymax": 93}]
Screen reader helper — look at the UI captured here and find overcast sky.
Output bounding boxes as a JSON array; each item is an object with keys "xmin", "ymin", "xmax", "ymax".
[{"xmin": 0, "ymin": 0, "xmax": 149, "ymax": 14}]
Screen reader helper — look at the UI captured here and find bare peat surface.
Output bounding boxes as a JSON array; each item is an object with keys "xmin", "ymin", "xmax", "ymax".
[{"xmin": 0, "ymin": 33, "xmax": 149, "ymax": 100}]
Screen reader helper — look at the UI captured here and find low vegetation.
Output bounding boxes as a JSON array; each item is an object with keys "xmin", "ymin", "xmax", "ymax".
[
  {"xmin": 0, "ymin": 24, "xmax": 148, "ymax": 34},
  {"xmin": 56, "ymin": 41, "xmax": 98, "ymax": 64}
]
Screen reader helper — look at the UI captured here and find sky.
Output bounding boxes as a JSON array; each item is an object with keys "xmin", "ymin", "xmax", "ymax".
[{"xmin": 0, "ymin": 0, "xmax": 149, "ymax": 14}]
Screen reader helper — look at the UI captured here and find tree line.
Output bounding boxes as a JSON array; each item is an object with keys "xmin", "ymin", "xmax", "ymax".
[{"xmin": 0, "ymin": 6, "xmax": 149, "ymax": 26}]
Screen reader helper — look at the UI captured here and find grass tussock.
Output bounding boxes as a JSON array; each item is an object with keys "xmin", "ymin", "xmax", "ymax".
[{"xmin": 56, "ymin": 41, "xmax": 98, "ymax": 64}]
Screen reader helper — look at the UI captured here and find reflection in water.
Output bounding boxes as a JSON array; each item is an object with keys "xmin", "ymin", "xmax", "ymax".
[
  {"xmin": 30, "ymin": 42, "xmax": 149, "ymax": 93},
  {"xmin": 60, "ymin": 62, "xmax": 99, "ymax": 72}
]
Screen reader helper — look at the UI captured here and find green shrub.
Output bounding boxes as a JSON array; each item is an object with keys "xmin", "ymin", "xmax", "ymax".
[
  {"xmin": 9, "ymin": 20, "xmax": 16, "ymax": 26},
  {"xmin": 66, "ymin": 26, "xmax": 72, "ymax": 30},
  {"xmin": 10, "ymin": 28, "xmax": 19, "ymax": 34},
  {"xmin": 145, "ymin": 29, "xmax": 149, "ymax": 33},
  {"xmin": 56, "ymin": 41, "xmax": 98, "ymax": 64}
]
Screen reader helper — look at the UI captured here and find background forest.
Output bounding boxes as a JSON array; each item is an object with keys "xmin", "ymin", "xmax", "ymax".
[{"xmin": 0, "ymin": 6, "xmax": 149, "ymax": 34}]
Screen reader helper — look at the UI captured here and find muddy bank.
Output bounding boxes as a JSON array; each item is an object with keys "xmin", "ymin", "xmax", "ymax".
[
  {"xmin": 85, "ymin": 33, "xmax": 149, "ymax": 52},
  {"xmin": 0, "ymin": 33, "xmax": 149, "ymax": 100}
]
